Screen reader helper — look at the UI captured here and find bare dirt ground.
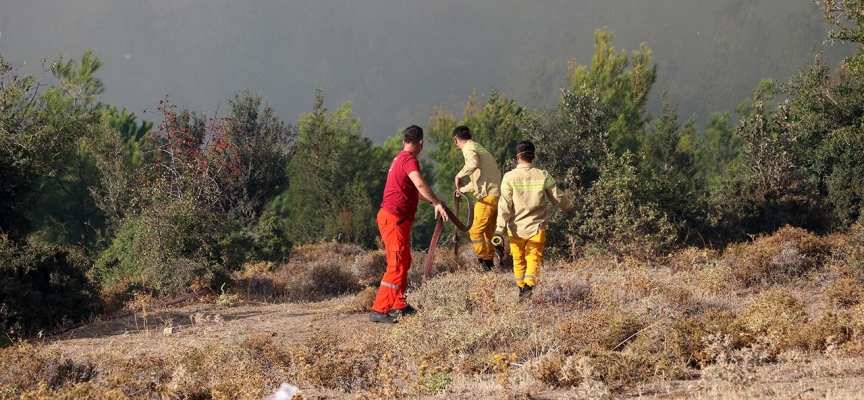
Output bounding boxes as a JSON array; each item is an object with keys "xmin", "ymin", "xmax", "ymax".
[
  {"xmin": 40, "ymin": 295, "xmax": 864, "ymax": 400},
  {"xmin": 45, "ymin": 297, "xmax": 374, "ymax": 359}
]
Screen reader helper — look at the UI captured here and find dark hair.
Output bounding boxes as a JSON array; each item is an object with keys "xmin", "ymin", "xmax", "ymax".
[
  {"xmin": 515, "ymin": 140, "xmax": 535, "ymax": 161},
  {"xmin": 452, "ymin": 125, "xmax": 472, "ymax": 141},
  {"xmin": 403, "ymin": 125, "xmax": 424, "ymax": 144}
]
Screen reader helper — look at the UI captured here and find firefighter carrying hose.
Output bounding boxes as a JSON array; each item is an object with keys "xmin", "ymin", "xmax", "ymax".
[
  {"xmin": 493, "ymin": 140, "xmax": 572, "ymax": 298},
  {"xmin": 453, "ymin": 126, "xmax": 503, "ymax": 271},
  {"xmin": 370, "ymin": 125, "xmax": 449, "ymax": 323}
]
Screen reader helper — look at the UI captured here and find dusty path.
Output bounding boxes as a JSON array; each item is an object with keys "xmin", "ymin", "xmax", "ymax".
[{"xmin": 45, "ymin": 297, "xmax": 375, "ymax": 359}]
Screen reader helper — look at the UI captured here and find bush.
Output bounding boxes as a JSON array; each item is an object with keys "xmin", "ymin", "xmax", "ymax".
[
  {"xmin": 790, "ymin": 313, "xmax": 851, "ymax": 352},
  {"xmin": 94, "ymin": 200, "xmax": 231, "ymax": 298},
  {"xmin": 217, "ymin": 211, "xmax": 292, "ymax": 272},
  {"xmin": 352, "ymin": 249, "xmax": 386, "ymax": 287},
  {"xmin": 0, "ymin": 238, "xmax": 101, "ymax": 345},
  {"xmin": 531, "ymin": 352, "xmax": 590, "ymax": 388},
  {"xmin": 577, "ymin": 152, "xmax": 680, "ymax": 260},
  {"xmin": 668, "ymin": 247, "xmax": 720, "ymax": 273},
  {"xmin": 586, "ymin": 350, "xmax": 657, "ymax": 393},
  {"xmin": 99, "ymin": 200, "xmax": 292, "ymax": 303}
]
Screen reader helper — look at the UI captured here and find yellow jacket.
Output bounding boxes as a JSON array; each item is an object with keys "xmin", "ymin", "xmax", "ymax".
[
  {"xmin": 495, "ymin": 163, "xmax": 572, "ymax": 238},
  {"xmin": 456, "ymin": 140, "xmax": 502, "ymax": 198}
]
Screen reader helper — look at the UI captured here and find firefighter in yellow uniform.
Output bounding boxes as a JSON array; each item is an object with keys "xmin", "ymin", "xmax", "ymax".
[
  {"xmin": 453, "ymin": 126, "xmax": 503, "ymax": 270},
  {"xmin": 494, "ymin": 140, "xmax": 572, "ymax": 297}
]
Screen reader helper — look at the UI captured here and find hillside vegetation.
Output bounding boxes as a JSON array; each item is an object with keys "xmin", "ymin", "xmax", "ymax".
[{"xmin": 3, "ymin": 2, "xmax": 864, "ymax": 398}]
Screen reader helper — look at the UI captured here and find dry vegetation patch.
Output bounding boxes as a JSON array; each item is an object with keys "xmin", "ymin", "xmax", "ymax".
[
  {"xmin": 824, "ymin": 276, "xmax": 864, "ymax": 308},
  {"xmin": 8, "ymin": 232, "xmax": 864, "ymax": 398},
  {"xmin": 731, "ymin": 288, "xmax": 809, "ymax": 353},
  {"xmin": 723, "ymin": 225, "xmax": 832, "ymax": 287}
]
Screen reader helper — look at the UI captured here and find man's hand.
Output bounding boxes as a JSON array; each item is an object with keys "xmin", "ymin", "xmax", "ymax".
[
  {"xmin": 454, "ymin": 188, "xmax": 463, "ymax": 198},
  {"xmin": 434, "ymin": 203, "xmax": 450, "ymax": 222}
]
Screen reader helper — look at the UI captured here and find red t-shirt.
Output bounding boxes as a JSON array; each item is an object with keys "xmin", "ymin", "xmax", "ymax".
[{"xmin": 381, "ymin": 150, "xmax": 421, "ymax": 219}]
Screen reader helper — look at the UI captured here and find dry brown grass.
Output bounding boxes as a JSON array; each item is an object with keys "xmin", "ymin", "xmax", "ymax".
[
  {"xmin": 668, "ymin": 247, "xmax": 720, "ymax": 273},
  {"xmin": 8, "ymin": 232, "xmax": 864, "ymax": 398},
  {"xmin": 531, "ymin": 271, "xmax": 591, "ymax": 307},
  {"xmin": 230, "ymin": 242, "xmax": 368, "ymax": 302},
  {"xmin": 824, "ymin": 276, "xmax": 864, "ymax": 308},
  {"xmin": 335, "ymin": 286, "xmax": 378, "ymax": 314},
  {"xmin": 695, "ymin": 262, "xmax": 738, "ymax": 294},
  {"xmin": 352, "ymin": 249, "xmax": 387, "ymax": 287},
  {"xmin": 722, "ymin": 225, "xmax": 833, "ymax": 287},
  {"xmin": 728, "ymin": 288, "xmax": 809, "ymax": 356}
]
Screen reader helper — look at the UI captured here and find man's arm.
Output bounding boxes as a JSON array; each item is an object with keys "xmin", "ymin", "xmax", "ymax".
[
  {"xmin": 409, "ymin": 170, "xmax": 449, "ymax": 221},
  {"xmin": 456, "ymin": 148, "xmax": 480, "ymax": 180},
  {"xmin": 454, "ymin": 148, "xmax": 479, "ymax": 197},
  {"xmin": 495, "ymin": 175, "xmax": 514, "ymax": 235},
  {"xmin": 543, "ymin": 173, "xmax": 573, "ymax": 214}
]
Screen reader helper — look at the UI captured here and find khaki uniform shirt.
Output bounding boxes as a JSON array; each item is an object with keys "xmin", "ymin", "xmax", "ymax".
[
  {"xmin": 495, "ymin": 163, "xmax": 573, "ymax": 238},
  {"xmin": 456, "ymin": 140, "xmax": 502, "ymax": 198}
]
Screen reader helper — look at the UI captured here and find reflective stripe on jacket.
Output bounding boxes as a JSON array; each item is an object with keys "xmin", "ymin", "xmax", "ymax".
[{"xmin": 495, "ymin": 163, "xmax": 572, "ymax": 238}]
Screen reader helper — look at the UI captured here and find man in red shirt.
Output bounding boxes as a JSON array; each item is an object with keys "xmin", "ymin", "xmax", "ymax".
[{"xmin": 371, "ymin": 125, "xmax": 448, "ymax": 323}]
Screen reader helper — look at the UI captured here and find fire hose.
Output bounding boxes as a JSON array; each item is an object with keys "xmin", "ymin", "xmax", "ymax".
[{"xmin": 423, "ymin": 194, "xmax": 473, "ymax": 282}]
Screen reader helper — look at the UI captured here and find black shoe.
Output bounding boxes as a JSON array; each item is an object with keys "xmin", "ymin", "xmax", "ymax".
[
  {"xmin": 518, "ymin": 285, "xmax": 533, "ymax": 298},
  {"xmin": 388, "ymin": 304, "xmax": 418, "ymax": 317},
  {"xmin": 370, "ymin": 311, "xmax": 397, "ymax": 323}
]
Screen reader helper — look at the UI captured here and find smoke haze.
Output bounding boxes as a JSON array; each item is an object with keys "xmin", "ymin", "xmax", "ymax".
[{"xmin": 0, "ymin": 1, "xmax": 848, "ymax": 140}]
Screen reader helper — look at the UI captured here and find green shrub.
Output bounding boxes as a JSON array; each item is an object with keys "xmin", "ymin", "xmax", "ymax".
[
  {"xmin": 0, "ymin": 238, "xmax": 101, "ymax": 345},
  {"xmin": 94, "ymin": 198, "xmax": 230, "ymax": 297},
  {"xmin": 577, "ymin": 152, "xmax": 680, "ymax": 260},
  {"xmin": 217, "ymin": 211, "xmax": 292, "ymax": 272}
]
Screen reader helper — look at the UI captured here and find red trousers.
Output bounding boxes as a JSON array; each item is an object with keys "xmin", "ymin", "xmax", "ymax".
[{"xmin": 372, "ymin": 209, "xmax": 412, "ymax": 313}]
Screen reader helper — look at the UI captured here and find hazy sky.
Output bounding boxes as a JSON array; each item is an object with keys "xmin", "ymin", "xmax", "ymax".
[{"xmin": 0, "ymin": 1, "xmax": 850, "ymax": 141}]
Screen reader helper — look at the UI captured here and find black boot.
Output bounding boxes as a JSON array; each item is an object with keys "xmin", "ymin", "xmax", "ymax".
[
  {"xmin": 389, "ymin": 304, "xmax": 418, "ymax": 317},
  {"xmin": 370, "ymin": 311, "xmax": 397, "ymax": 323},
  {"xmin": 518, "ymin": 284, "xmax": 533, "ymax": 298}
]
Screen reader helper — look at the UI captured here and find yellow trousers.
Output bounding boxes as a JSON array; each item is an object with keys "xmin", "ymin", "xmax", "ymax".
[
  {"xmin": 509, "ymin": 230, "xmax": 546, "ymax": 288},
  {"xmin": 469, "ymin": 196, "xmax": 499, "ymax": 261}
]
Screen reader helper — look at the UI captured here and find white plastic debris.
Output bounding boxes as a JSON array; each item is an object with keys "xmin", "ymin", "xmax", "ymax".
[{"xmin": 264, "ymin": 383, "xmax": 298, "ymax": 400}]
